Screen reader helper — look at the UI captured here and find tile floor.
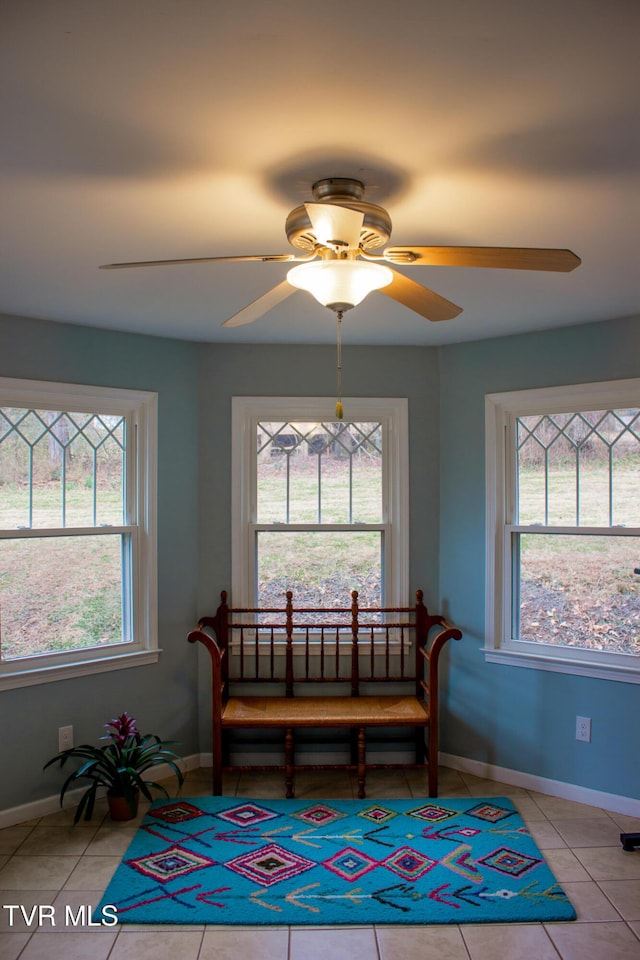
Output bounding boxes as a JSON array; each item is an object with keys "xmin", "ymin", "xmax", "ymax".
[{"xmin": 1, "ymin": 765, "xmax": 639, "ymax": 960}]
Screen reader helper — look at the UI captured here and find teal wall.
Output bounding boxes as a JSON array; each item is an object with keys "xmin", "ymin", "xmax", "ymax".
[
  {"xmin": 1, "ymin": 308, "xmax": 639, "ymax": 811},
  {"xmin": 438, "ymin": 314, "xmax": 640, "ymax": 800},
  {"xmin": 0, "ymin": 313, "xmax": 200, "ymax": 811}
]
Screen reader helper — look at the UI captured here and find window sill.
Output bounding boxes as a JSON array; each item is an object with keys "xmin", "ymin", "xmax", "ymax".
[
  {"xmin": 0, "ymin": 648, "xmax": 161, "ymax": 691},
  {"xmin": 483, "ymin": 646, "xmax": 640, "ymax": 685}
]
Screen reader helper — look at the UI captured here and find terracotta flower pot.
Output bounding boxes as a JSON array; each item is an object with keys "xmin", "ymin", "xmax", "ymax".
[{"xmin": 107, "ymin": 789, "xmax": 140, "ymax": 821}]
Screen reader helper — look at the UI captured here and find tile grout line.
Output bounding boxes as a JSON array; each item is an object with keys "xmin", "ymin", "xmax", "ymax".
[
  {"xmin": 371, "ymin": 924, "xmax": 383, "ymax": 960},
  {"xmin": 593, "ymin": 874, "xmax": 635, "ymax": 926},
  {"xmin": 540, "ymin": 921, "xmax": 565, "ymax": 959}
]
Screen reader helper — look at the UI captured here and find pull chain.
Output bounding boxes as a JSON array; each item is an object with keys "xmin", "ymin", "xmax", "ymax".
[{"xmin": 336, "ymin": 311, "xmax": 343, "ymax": 416}]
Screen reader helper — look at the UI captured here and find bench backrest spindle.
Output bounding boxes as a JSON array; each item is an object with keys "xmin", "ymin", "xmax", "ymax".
[
  {"xmin": 285, "ymin": 590, "xmax": 294, "ymax": 697},
  {"xmin": 350, "ymin": 590, "xmax": 360, "ymax": 697}
]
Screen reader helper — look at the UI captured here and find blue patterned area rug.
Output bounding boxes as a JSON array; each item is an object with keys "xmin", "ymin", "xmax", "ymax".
[{"xmin": 97, "ymin": 796, "xmax": 576, "ymax": 926}]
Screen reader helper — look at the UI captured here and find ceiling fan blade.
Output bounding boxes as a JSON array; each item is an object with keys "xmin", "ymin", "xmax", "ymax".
[
  {"xmin": 222, "ymin": 280, "xmax": 298, "ymax": 328},
  {"xmin": 383, "ymin": 246, "xmax": 581, "ymax": 272},
  {"xmin": 379, "ymin": 270, "xmax": 462, "ymax": 322},
  {"xmin": 100, "ymin": 253, "xmax": 302, "ymax": 270},
  {"xmin": 304, "ymin": 203, "xmax": 364, "ymax": 250}
]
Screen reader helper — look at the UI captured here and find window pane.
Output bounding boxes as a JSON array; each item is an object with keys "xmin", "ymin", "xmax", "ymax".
[
  {"xmin": 514, "ymin": 532, "xmax": 640, "ymax": 655},
  {"xmin": 0, "ymin": 408, "xmax": 125, "ymax": 529},
  {"xmin": 516, "ymin": 409, "xmax": 640, "ymax": 526},
  {"xmin": 257, "ymin": 530, "xmax": 382, "ymax": 608},
  {"xmin": 0, "ymin": 535, "xmax": 125, "ymax": 660},
  {"xmin": 257, "ymin": 421, "xmax": 382, "ymax": 524}
]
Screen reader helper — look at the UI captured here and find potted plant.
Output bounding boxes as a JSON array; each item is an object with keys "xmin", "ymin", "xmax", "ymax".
[{"xmin": 44, "ymin": 711, "xmax": 184, "ymax": 823}]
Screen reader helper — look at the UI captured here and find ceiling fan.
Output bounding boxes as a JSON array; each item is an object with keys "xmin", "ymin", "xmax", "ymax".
[{"xmin": 100, "ymin": 177, "xmax": 581, "ymax": 328}]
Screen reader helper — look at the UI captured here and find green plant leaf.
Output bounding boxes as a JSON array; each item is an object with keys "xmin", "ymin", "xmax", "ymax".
[{"xmin": 73, "ymin": 783, "xmax": 99, "ymax": 824}]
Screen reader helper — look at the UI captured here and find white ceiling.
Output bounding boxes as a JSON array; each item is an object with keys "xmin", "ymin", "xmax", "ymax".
[{"xmin": 1, "ymin": 0, "xmax": 639, "ymax": 346}]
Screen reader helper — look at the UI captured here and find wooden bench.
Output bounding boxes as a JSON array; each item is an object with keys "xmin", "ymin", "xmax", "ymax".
[{"xmin": 188, "ymin": 590, "xmax": 462, "ymax": 799}]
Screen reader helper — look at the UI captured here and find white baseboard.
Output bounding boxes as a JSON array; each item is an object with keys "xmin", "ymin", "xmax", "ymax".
[
  {"xmin": 0, "ymin": 785, "xmax": 90, "ymax": 830},
  {"xmin": 0, "ymin": 754, "xmax": 201, "ymax": 830},
  {"xmin": 439, "ymin": 752, "xmax": 640, "ymax": 818}
]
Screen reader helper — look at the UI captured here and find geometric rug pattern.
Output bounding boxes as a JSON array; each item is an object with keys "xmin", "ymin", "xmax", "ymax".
[{"xmin": 97, "ymin": 796, "xmax": 576, "ymax": 925}]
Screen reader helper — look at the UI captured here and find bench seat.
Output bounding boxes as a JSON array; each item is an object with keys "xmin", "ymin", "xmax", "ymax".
[{"xmin": 222, "ymin": 694, "xmax": 429, "ymax": 727}]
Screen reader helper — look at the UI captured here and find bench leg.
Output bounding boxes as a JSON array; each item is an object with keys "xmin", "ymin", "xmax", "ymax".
[
  {"xmin": 357, "ymin": 727, "xmax": 367, "ymax": 799},
  {"xmin": 212, "ymin": 721, "xmax": 224, "ymax": 796},
  {"xmin": 285, "ymin": 727, "xmax": 295, "ymax": 798}
]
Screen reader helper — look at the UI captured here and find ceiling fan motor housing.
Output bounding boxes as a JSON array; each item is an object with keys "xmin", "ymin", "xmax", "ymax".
[{"xmin": 285, "ymin": 178, "xmax": 392, "ymax": 253}]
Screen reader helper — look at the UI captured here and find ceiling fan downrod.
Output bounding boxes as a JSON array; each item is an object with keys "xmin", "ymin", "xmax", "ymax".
[{"xmin": 336, "ymin": 309, "xmax": 344, "ymax": 420}]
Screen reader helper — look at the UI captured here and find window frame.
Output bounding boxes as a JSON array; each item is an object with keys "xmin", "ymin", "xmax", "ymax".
[
  {"xmin": 231, "ymin": 396, "xmax": 409, "ymax": 611},
  {"xmin": 0, "ymin": 377, "xmax": 158, "ymax": 690},
  {"xmin": 485, "ymin": 378, "xmax": 640, "ymax": 684}
]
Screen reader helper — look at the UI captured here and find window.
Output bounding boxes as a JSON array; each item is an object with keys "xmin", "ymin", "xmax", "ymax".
[
  {"xmin": 232, "ymin": 397, "xmax": 408, "ymax": 610},
  {"xmin": 486, "ymin": 379, "xmax": 640, "ymax": 683},
  {"xmin": 0, "ymin": 378, "xmax": 158, "ymax": 689}
]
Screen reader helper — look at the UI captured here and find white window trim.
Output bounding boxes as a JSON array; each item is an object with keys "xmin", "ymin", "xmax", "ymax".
[
  {"xmin": 0, "ymin": 377, "xmax": 158, "ymax": 690},
  {"xmin": 231, "ymin": 396, "xmax": 409, "ymax": 611},
  {"xmin": 485, "ymin": 377, "xmax": 640, "ymax": 684}
]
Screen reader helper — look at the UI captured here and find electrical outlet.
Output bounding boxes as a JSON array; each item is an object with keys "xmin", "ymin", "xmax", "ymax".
[
  {"xmin": 576, "ymin": 716, "xmax": 591, "ymax": 742},
  {"xmin": 58, "ymin": 725, "xmax": 73, "ymax": 751}
]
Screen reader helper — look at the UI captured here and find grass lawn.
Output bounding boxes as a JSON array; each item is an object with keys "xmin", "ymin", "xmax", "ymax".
[{"xmin": 1, "ymin": 457, "xmax": 638, "ymax": 658}]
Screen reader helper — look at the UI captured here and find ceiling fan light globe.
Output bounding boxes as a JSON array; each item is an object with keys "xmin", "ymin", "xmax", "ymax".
[{"xmin": 287, "ymin": 260, "xmax": 392, "ymax": 310}]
